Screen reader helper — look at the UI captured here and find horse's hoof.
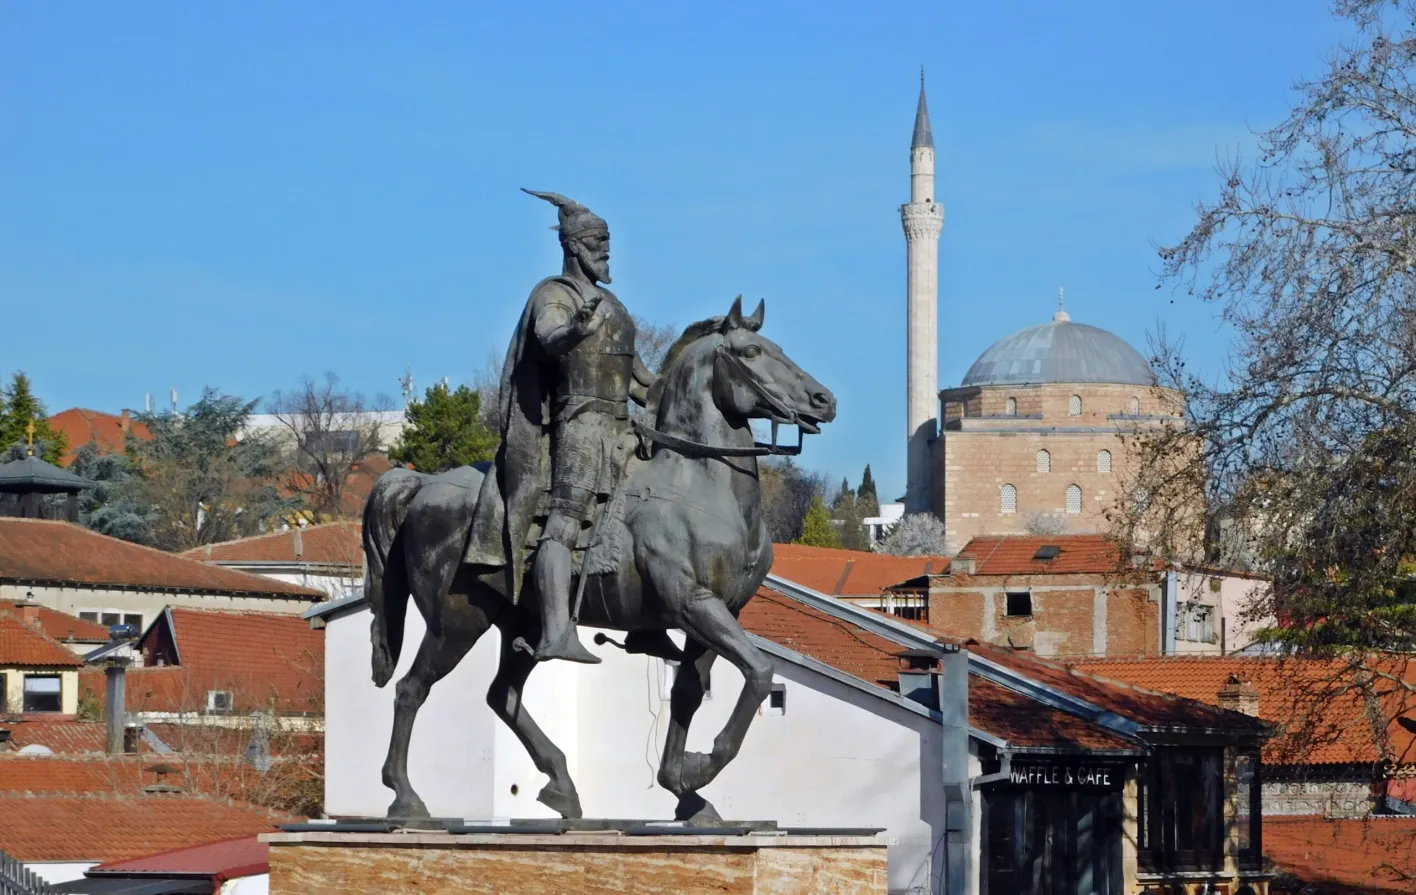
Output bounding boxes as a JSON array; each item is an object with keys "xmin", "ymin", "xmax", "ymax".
[
  {"xmin": 674, "ymin": 792, "xmax": 722, "ymax": 824},
  {"xmin": 538, "ymin": 783, "xmax": 583, "ymax": 819},
  {"xmin": 387, "ymin": 795, "xmax": 430, "ymax": 820}
]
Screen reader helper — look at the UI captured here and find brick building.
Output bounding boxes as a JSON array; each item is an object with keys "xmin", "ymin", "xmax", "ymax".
[{"xmin": 929, "ymin": 304, "xmax": 1186, "ymax": 552}]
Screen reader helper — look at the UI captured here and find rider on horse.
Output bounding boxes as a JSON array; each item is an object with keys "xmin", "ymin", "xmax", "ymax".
[{"xmin": 463, "ymin": 189, "xmax": 656, "ymax": 664}]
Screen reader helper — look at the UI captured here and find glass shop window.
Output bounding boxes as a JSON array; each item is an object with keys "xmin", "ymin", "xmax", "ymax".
[
  {"xmin": 1138, "ymin": 748, "xmax": 1226, "ymax": 872},
  {"xmin": 23, "ymin": 675, "xmax": 63, "ymax": 713}
]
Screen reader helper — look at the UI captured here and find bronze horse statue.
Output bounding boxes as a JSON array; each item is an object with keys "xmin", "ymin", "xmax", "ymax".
[{"xmin": 362, "ymin": 297, "xmax": 835, "ymax": 822}]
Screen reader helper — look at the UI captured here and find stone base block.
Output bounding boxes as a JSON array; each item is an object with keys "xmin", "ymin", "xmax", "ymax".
[{"xmin": 264, "ymin": 830, "xmax": 889, "ymax": 895}]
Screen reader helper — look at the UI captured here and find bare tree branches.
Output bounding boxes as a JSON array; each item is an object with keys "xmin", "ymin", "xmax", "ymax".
[{"xmin": 268, "ymin": 373, "xmax": 395, "ymax": 520}]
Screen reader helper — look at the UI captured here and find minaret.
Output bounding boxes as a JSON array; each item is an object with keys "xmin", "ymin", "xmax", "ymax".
[{"xmin": 901, "ymin": 70, "xmax": 944, "ymax": 514}]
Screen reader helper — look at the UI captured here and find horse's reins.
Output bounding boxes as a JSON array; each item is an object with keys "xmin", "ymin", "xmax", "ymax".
[{"xmin": 631, "ymin": 346, "xmax": 806, "ymax": 459}]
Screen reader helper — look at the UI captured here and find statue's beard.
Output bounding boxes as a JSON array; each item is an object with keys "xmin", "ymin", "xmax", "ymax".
[{"xmin": 573, "ymin": 245, "xmax": 612, "ymax": 284}]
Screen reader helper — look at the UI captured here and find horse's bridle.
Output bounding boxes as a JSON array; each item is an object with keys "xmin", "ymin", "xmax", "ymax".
[{"xmin": 631, "ymin": 344, "xmax": 808, "ymax": 459}]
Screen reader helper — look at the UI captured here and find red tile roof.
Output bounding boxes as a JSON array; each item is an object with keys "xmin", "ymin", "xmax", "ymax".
[
  {"xmin": 972, "ymin": 642, "xmax": 1267, "ymax": 735},
  {"xmin": 0, "ymin": 757, "xmax": 146, "ymax": 794},
  {"xmin": 769, "ymin": 544, "xmax": 949, "ymax": 595},
  {"xmin": 0, "ymin": 793, "xmax": 290, "ymax": 862},
  {"xmin": 94, "ymin": 834, "xmax": 268, "ymax": 880},
  {"xmin": 48, "ymin": 408, "xmax": 153, "ymax": 467},
  {"xmin": 185, "ymin": 522, "xmax": 363, "ymax": 567},
  {"xmin": 0, "ymin": 518, "xmax": 324, "ymax": 598},
  {"xmin": 958, "ymin": 534, "xmax": 1126, "ymax": 576},
  {"xmin": 741, "ymin": 589, "xmax": 1134, "ymax": 750},
  {"xmin": 81, "ymin": 609, "xmax": 323, "ymax": 715},
  {"xmin": 1267, "ymin": 816, "xmax": 1416, "ymax": 894},
  {"xmin": 0, "ymin": 719, "xmax": 131, "ymax": 755},
  {"xmin": 0, "ymin": 609, "xmax": 84, "ymax": 667},
  {"xmin": 0, "ymin": 601, "xmax": 109, "ymax": 643},
  {"xmin": 1071, "ymin": 656, "xmax": 1416, "ymax": 766}
]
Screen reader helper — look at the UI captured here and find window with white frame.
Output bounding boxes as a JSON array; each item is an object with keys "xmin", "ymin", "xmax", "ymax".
[
  {"xmin": 1066, "ymin": 484, "xmax": 1082, "ymax": 514},
  {"xmin": 1036, "ymin": 450, "xmax": 1051, "ymax": 473},
  {"xmin": 1001, "ymin": 484, "xmax": 1018, "ymax": 514},
  {"xmin": 1097, "ymin": 450, "xmax": 1112, "ymax": 474},
  {"xmin": 206, "ymin": 690, "xmax": 234, "ymax": 713},
  {"xmin": 1069, "ymin": 394, "xmax": 1083, "ymax": 416},
  {"xmin": 23, "ymin": 675, "xmax": 62, "ymax": 713}
]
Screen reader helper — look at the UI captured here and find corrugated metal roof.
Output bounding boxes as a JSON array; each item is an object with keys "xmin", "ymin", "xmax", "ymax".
[{"xmin": 961, "ymin": 318, "xmax": 1154, "ymax": 387}]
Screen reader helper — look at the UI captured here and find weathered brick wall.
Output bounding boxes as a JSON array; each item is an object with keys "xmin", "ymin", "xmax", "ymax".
[
  {"xmin": 929, "ymin": 574, "xmax": 1161, "ymax": 658},
  {"xmin": 933, "ymin": 383, "xmax": 1184, "ymax": 551}
]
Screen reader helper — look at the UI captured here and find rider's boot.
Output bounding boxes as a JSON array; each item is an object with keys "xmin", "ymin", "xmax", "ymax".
[{"xmin": 530, "ymin": 537, "xmax": 601, "ymax": 665}]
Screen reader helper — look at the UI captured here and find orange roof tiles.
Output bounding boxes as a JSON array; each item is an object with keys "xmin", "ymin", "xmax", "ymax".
[
  {"xmin": 1, "ymin": 719, "xmax": 126, "ymax": 755},
  {"xmin": 0, "ymin": 601, "xmax": 109, "ymax": 643},
  {"xmin": 1267, "ymin": 816, "xmax": 1416, "ymax": 894},
  {"xmin": 0, "ymin": 609, "xmax": 83, "ymax": 667},
  {"xmin": 741, "ymin": 589, "xmax": 1134, "ymax": 750},
  {"xmin": 1072, "ymin": 655, "xmax": 1416, "ymax": 765},
  {"xmin": 0, "ymin": 757, "xmax": 146, "ymax": 794},
  {"xmin": 769, "ymin": 544, "xmax": 948, "ymax": 596},
  {"xmin": 79, "ymin": 609, "xmax": 323, "ymax": 715},
  {"xmin": 958, "ymin": 534, "xmax": 1125, "ymax": 576},
  {"xmin": 48, "ymin": 408, "xmax": 152, "ymax": 467},
  {"xmin": 0, "ymin": 793, "xmax": 290, "ymax": 863},
  {"xmin": 186, "ymin": 522, "xmax": 362, "ymax": 567},
  {"xmin": 0, "ymin": 518, "xmax": 324, "ymax": 598}
]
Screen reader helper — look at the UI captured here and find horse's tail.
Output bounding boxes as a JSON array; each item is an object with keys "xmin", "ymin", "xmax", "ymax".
[{"xmin": 364, "ymin": 467, "xmax": 424, "ymax": 688}]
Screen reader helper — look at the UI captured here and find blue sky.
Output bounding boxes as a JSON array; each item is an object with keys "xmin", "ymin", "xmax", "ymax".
[{"xmin": 0, "ymin": 1, "xmax": 1351, "ymax": 500}]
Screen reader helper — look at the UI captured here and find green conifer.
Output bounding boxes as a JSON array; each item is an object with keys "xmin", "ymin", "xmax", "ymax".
[
  {"xmin": 796, "ymin": 495, "xmax": 842, "ymax": 548},
  {"xmin": 856, "ymin": 464, "xmax": 881, "ymax": 518},
  {"xmin": 390, "ymin": 383, "xmax": 499, "ymax": 474}
]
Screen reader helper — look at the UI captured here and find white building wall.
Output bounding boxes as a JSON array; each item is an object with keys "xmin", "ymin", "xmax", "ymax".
[
  {"xmin": 322, "ymin": 606, "xmax": 956, "ymax": 893},
  {"xmin": 1, "ymin": 584, "xmax": 314, "ymax": 624},
  {"xmin": 25, "ymin": 862, "xmax": 96, "ymax": 884}
]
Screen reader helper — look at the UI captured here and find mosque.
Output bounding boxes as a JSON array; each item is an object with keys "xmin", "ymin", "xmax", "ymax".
[{"xmin": 898, "ymin": 76, "xmax": 1185, "ymax": 553}]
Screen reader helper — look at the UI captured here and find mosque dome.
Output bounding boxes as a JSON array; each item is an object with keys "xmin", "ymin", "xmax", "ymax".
[{"xmin": 960, "ymin": 310, "xmax": 1154, "ymax": 388}]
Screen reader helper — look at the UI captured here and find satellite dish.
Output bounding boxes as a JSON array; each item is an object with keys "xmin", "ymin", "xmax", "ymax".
[{"xmin": 18, "ymin": 745, "xmax": 53, "ymax": 756}]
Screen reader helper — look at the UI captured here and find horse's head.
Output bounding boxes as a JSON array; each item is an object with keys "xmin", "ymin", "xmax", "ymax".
[{"xmin": 710, "ymin": 296, "xmax": 835, "ymax": 436}]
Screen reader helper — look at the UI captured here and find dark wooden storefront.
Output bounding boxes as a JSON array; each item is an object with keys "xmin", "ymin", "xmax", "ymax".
[{"xmin": 981, "ymin": 757, "xmax": 1128, "ymax": 895}]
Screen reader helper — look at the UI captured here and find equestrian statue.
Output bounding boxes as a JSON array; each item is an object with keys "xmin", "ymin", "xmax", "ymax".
[{"xmin": 361, "ymin": 189, "xmax": 836, "ymax": 822}]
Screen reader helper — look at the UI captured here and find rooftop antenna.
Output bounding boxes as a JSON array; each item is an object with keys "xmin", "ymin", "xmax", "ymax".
[
  {"xmin": 1054, "ymin": 287, "xmax": 1071, "ymax": 323},
  {"xmin": 170, "ymin": 387, "xmax": 178, "ymax": 413},
  {"xmin": 145, "ymin": 393, "xmax": 152, "ymax": 414}
]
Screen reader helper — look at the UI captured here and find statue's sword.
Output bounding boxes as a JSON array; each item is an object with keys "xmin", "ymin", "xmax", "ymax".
[{"xmin": 570, "ymin": 435, "xmax": 632, "ymax": 624}]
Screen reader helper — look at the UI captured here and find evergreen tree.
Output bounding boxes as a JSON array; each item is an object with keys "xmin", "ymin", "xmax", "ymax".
[
  {"xmin": 0, "ymin": 373, "xmax": 66, "ymax": 464},
  {"xmin": 830, "ymin": 477, "xmax": 868, "ymax": 551},
  {"xmin": 390, "ymin": 383, "xmax": 498, "ymax": 474},
  {"xmin": 796, "ymin": 495, "xmax": 842, "ymax": 548},
  {"xmin": 856, "ymin": 464, "xmax": 880, "ymax": 518},
  {"xmin": 128, "ymin": 390, "xmax": 301, "ymax": 550},
  {"xmin": 69, "ymin": 442, "xmax": 157, "ymax": 544}
]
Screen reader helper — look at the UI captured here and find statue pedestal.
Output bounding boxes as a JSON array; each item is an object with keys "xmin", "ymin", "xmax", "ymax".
[{"xmin": 263, "ymin": 829, "xmax": 890, "ymax": 895}]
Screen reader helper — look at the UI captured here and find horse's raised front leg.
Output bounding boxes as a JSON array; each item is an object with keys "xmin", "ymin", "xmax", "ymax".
[
  {"xmin": 659, "ymin": 595, "xmax": 773, "ymax": 813},
  {"xmin": 656, "ymin": 639, "xmax": 719, "ymax": 821},
  {"xmin": 489, "ymin": 616, "xmax": 583, "ymax": 819},
  {"xmin": 382, "ymin": 623, "xmax": 482, "ymax": 819}
]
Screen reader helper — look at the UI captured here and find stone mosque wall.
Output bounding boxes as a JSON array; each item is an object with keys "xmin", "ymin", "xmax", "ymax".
[{"xmin": 932, "ymin": 383, "xmax": 1183, "ymax": 552}]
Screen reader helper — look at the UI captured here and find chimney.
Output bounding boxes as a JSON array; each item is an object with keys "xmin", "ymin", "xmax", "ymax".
[
  {"xmin": 1217, "ymin": 672, "xmax": 1260, "ymax": 717},
  {"xmin": 293, "ymin": 527, "xmax": 304, "ymax": 561},
  {"xmin": 119, "ymin": 410, "xmax": 132, "ymax": 434},
  {"xmin": 104, "ymin": 657, "xmax": 131, "ymax": 755},
  {"xmin": 20, "ymin": 603, "xmax": 39, "ymax": 628}
]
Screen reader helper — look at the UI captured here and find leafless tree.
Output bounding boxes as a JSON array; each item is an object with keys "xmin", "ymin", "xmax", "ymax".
[
  {"xmin": 879, "ymin": 513, "xmax": 949, "ymax": 556},
  {"xmin": 1117, "ymin": 0, "xmax": 1416, "ymax": 774},
  {"xmin": 268, "ymin": 373, "xmax": 394, "ymax": 520}
]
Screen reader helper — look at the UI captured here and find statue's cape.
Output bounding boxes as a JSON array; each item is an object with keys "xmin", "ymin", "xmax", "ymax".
[{"xmin": 464, "ymin": 276, "xmax": 589, "ymax": 601}]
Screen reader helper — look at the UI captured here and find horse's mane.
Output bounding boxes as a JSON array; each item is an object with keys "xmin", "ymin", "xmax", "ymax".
[
  {"xmin": 659, "ymin": 316, "xmax": 725, "ymax": 376},
  {"xmin": 646, "ymin": 316, "xmax": 725, "ymax": 414}
]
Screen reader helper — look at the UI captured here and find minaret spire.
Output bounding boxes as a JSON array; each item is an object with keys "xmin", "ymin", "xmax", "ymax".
[
  {"xmin": 912, "ymin": 68, "xmax": 934, "ymax": 149},
  {"xmin": 901, "ymin": 71, "xmax": 945, "ymax": 516},
  {"xmin": 1055, "ymin": 287, "xmax": 1070, "ymax": 322}
]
